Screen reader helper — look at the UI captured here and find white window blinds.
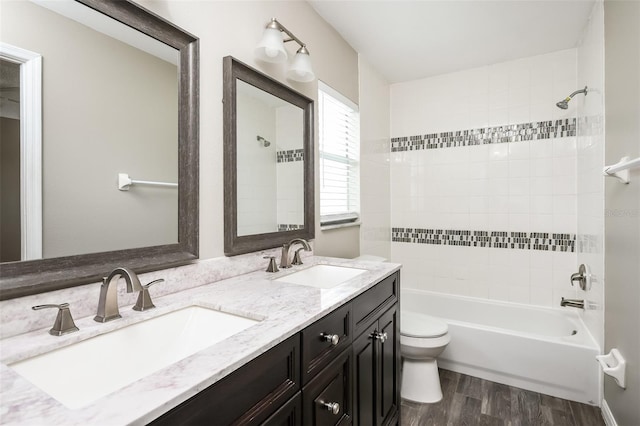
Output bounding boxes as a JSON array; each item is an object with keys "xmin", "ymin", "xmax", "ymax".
[{"xmin": 318, "ymin": 81, "xmax": 360, "ymax": 226}]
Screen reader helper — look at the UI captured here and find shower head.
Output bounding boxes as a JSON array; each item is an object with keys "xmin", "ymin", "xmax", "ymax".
[
  {"xmin": 257, "ymin": 135, "xmax": 271, "ymax": 147},
  {"xmin": 555, "ymin": 86, "xmax": 588, "ymax": 109}
]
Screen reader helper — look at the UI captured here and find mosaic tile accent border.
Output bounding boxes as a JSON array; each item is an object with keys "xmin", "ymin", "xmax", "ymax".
[
  {"xmin": 391, "ymin": 118, "xmax": 576, "ymax": 152},
  {"xmin": 391, "ymin": 227, "xmax": 576, "ymax": 252},
  {"xmin": 577, "ymin": 234, "xmax": 600, "ymax": 254},
  {"xmin": 278, "ymin": 224, "xmax": 304, "ymax": 231},
  {"xmin": 276, "ymin": 149, "xmax": 304, "ymax": 163}
]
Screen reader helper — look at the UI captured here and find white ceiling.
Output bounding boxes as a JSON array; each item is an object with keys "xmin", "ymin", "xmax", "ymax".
[{"xmin": 309, "ymin": 0, "xmax": 595, "ymax": 84}]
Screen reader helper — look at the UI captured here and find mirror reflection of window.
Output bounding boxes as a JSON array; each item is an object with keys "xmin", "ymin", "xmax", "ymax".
[{"xmin": 236, "ymin": 80, "xmax": 304, "ymax": 237}]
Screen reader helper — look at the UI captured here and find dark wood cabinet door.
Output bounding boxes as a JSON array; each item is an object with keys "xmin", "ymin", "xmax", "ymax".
[
  {"xmin": 262, "ymin": 392, "xmax": 302, "ymax": 426},
  {"xmin": 302, "ymin": 348, "xmax": 352, "ymax": 426},
  {"xmin": 377, "ymin": 306, "xmax": 399, "ymax": 426},
  {"xmin": 352, "ymin": 323, "xmax": 377, "ymax": 426}
]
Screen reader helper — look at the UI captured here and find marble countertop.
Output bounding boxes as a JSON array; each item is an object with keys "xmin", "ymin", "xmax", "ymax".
[{"xmin": 0, "ymin": 256, "xmax": 400, "ymax": 425}]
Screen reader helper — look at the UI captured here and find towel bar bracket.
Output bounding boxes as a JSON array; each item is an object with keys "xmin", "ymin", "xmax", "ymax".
[{"xmin": 117, "ymin": 173, "xmax": 178, "ymax": 191}]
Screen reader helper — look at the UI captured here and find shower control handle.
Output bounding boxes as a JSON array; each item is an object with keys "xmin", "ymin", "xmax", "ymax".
[{"xmin": 570, "ymin": 264, "xmax": 590, "ymax": 291}]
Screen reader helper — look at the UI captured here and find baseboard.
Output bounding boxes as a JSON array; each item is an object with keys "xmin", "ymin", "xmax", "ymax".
[{"xmin": 601, "ymin": 399, "xmax": 617, "ymax": 426}]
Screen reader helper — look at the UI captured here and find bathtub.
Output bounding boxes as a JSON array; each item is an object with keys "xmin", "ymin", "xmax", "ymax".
[{"xmin": 402, "ymin": 289, "xmax": 600, "ymax": 405}]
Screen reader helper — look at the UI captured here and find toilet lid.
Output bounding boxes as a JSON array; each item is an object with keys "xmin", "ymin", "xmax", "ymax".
[{"xmin": 401, "ymin": 312, "xmax": 448, "ymax": 338}]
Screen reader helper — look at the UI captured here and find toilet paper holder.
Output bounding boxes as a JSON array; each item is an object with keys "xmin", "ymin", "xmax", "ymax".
[{"xmin": 596, "ymin": 349, "xmax": 626, "ymax": 388}]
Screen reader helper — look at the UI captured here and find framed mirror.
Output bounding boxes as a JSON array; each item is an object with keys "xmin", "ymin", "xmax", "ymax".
[
  {"xmin": 223, "ymin": 56, "xmax": 314, "ymax": 255},
  {"xmin": 0, "ymin": 0, "xmax": 199, "ymax": 300}
]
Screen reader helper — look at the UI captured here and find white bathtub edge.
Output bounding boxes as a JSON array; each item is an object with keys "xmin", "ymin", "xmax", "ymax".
[
  {"xmin": 402, "ymin": 288, "xmax": 600, "ymax": 405},
  {"xmin": 437, "ymin": 358, "xmax": 599, "ymax": 406},
  {"xmin": 601, "ymin": 399, "xmax": 618, "ymax": 426}
]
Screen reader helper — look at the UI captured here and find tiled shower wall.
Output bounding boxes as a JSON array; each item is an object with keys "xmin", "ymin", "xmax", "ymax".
[
  {"xmin": 576, "ymin": 0, "xmax": 605, "ymax": 349},
  {"xmin": 390, "ymin": 49, "xmax": 583, "ymax": 307},
  {"xmin": 359, "ymin": 56, "xmax": 392, "ymax": 260}
]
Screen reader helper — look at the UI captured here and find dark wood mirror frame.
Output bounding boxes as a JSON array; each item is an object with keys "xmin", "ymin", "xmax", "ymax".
[
  {"xmin": 0, "ymin": 0, "xmax": 199, "ymax": 300},
  {"xmin": 223, "ymin": 56, "xmax": 314, "ymax": 256}
]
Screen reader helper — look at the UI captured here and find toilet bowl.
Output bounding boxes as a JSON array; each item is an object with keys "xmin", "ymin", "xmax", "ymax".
[{"xmin": 400, "ymin": 311, "xmax": 450, "ymax": 403}]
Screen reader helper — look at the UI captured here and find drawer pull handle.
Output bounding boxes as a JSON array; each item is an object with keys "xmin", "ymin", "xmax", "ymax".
[
  {"xmin": 320, "ymin": 401, "xmax": 340, "ymax": 415},
  {"xmin": 321, "ymin": 333, "xmax": 340, "ymax": 346},
  {"xmin": 373, "ymin": 331, "xmax": 388, "ymax": 343}
]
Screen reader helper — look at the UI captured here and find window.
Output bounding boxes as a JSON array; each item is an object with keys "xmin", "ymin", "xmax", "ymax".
[{"xmin": 318, "ymin": 81, "xmax": 360, "ymax": 227}]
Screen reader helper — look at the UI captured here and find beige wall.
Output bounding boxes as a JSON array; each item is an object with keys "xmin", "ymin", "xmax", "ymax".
[
  {"xmin": 604, "ymin": 0, "xmax": 640, "ymax": 423},
  {"xmin": 1, "ymin": 0, "xmax": 178, "ymax": 258},
  {"xmin": 137, "ymin": 0, "xmax": 360, "ymax": 259}
]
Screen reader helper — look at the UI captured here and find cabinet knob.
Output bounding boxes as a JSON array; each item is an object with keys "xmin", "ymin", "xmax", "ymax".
[
  {"xmin": 320, "ymin": 401, "xmax": 340, "ymax": 415},
  {"xmin": 373, "ymin": 331, "xmax": 388, "ymax": 343},
  {"xmin": 321, "ymin": 333, "xmax": 340, "ymax": 346}
]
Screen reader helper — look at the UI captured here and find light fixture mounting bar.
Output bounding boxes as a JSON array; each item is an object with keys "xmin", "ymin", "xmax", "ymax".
[{"xmin": 268, "ymin": 18, "xmax": 307, "ymax": 50}]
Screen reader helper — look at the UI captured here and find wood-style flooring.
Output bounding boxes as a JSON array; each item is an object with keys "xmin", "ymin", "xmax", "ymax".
[{"xmin": 400, "ymin": 369, "xmax": 605, "ymax": 426}]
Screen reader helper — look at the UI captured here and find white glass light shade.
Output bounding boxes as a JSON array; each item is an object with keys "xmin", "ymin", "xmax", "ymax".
[
  {"xmin": 287, "ymin": 50, "xmax": 315, "ymax": 82},
  {"xmin": 254, "ymin": 27, "xmax": 287, "ymax": 63}
]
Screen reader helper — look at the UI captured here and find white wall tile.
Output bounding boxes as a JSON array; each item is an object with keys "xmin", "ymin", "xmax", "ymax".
[
  {"xmin": 509, "ymin": 286, "xmax": 531, "ymax": 304},
  {"xmin": 489, "ymin": 144, "xmax": 509, "ymax": 161},
  {"xmin": 509, "ymin": 214, "xmax": 530, "ymax": 231},
  {"xmin": 509, "ymin": 160, "xmax": 531, "ymax": 179},
  {"xmin": 488, "ymin": 213, "xmax": 509, "ymax": 230},
  {"xmin": 489, "ymin": 108, "xmax": 509, "ymax": 126},
  {"xmin": 531, "ymin": 195, "xmax": 554, "ymax": 215},
  {"xmin": 531, "ymin": 213, "xmax": 553, "ymax": 230},
  {"xmin": 389, "ymin": 47, "xmax": 580, "ymax": 309},
  {"xmin": 530, "ymin": 158, "xmax": 554, "ymax": 177}
]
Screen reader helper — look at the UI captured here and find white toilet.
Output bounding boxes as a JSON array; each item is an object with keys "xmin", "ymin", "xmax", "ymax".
[
  {"xmin": 400, "ymin": 311, "xmax": 450, "ymax": 403},
  {"xmin": 352, "ymin": 255, "xmax": 451, "ymax": 403}
]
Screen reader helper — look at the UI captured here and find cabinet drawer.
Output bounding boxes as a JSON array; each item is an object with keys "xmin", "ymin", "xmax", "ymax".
[
  {"xmin": 302, "ymin": 348, "xmax": 352, "ymax": 426},
  {"xmin": 301, "ymin": 303, "xmax": 351, "ymax": 384},
  {"xmin": 149, "ymin": 334, "xmax": 301, "ymax": 426},
  {"xmin": 352, "ymin": 272, "xmax": 398, "ymax": 336}
]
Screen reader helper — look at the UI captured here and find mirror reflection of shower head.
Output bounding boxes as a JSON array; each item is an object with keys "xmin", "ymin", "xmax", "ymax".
[
  {"xmin": 556, "ymin": 86, "xmax": 588, "ymax": 109},
  {"xmin": 257, "ymin": 135, "xmax": 271, "ymax": 147}
]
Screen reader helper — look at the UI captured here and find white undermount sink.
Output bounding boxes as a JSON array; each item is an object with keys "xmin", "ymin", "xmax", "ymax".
[
  {"xmin": 9, "ymin": 306, "xmax": 259, "ymax": 409},
  {"xmin": 275, "ymin": 264, "xmax": 367, "ymax": 289}
]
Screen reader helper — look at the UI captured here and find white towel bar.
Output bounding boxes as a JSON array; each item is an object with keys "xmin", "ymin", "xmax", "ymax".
[
  {"xmin": 118, "ymin": 173, "xmax": 177, "ymax": 191},
  {"xmin": 603, "ymin": 156, "xmax": 640, "ymax": 184}
]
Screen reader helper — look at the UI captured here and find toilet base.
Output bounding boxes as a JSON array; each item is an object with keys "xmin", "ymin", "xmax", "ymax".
[{"xmin": 401, "ymin": 358, "xmax": 443, "ymax": 403}]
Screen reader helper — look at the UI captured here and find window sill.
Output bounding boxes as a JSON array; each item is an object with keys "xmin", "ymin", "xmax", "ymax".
[{"xmin": 321, "ymin": 221, "xmax": 362, "ymax": 231}]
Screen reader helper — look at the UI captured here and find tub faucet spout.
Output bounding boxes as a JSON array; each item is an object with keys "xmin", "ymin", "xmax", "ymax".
[{"xmin": 560, "ymin": 297, "xmax": 585, "ymax": 309}]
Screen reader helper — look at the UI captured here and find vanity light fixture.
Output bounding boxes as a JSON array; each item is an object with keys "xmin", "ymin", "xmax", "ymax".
[{"xmin": 254, "ymin": 18, "xmax": 315, "ymax": 83}]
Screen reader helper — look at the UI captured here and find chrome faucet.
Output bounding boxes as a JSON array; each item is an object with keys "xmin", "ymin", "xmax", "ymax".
[
  {"xmin": 94, "ymin": 267, "xmax": 144, "ymax": 322},
  {"xmin": 560, "ymin": 297, "xmax": 585, "ymax": 309},
  {"xmin": 280, "ymin": 238, "xmax": 311, "ymax": 268}
]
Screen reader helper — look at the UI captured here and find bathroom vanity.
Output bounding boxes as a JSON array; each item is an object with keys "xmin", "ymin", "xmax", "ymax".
[
  {"xmin": 150, "ymin": 270, "xmax": 400, "ymax": 426},
  {"xmin": 0, "ymin": 257, "xmax": 400, "ymax": 425}
]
